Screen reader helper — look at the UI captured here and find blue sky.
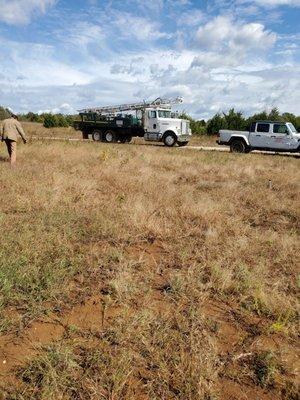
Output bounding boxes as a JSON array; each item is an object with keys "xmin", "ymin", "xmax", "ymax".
[{"xmin": 0, "ymin": 0, "xmax": 299, "ymax": 118}]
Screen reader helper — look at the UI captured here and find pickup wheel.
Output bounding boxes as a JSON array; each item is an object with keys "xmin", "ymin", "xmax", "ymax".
[
  {"xmin": 177, "ymin": 141, "xmax": 188, "ymax": 147},
  {"xmin": 230, "ymin": 139, "xmax": 247, "ymax": 153},
  {"xmin": 163, "ymin": 132, "xmax": 177, "ymax": 147},
  {"xmin": 104, "ymin": 130, "xmax": 117, "ymax": 143},
  {"xmin": 92, "ymin": 130, "xmax": 102, "ymax": 142}
]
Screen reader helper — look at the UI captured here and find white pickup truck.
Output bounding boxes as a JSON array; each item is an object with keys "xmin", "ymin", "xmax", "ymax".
[{"xmin": 217, "ymin": 121, "xmax": 300, "ymax": 153}]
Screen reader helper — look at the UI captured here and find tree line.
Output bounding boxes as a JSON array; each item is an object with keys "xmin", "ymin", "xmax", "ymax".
[
  {"xmin": 181, "ymin": 108, "xmax": 300, "ymax": 135},
  {"xmin": 0, "ymin": 107, "xmax": 75, "ymax": 128},
  {"xmin": 1, "ymin": 106, "xmax": 299, "ymax": 134}
]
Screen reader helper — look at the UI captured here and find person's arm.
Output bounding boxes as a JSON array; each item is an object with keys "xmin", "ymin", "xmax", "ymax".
[
  {"xmin": 16, "ymin": 121, "xmax": 27, "ymax": 143},
  {"xmin": 0, "ymin": 121, "xmax": 3, "ymax": 141}
]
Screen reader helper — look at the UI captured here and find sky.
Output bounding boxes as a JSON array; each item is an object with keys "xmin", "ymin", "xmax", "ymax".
[{"xmin": 0, "ymin": 0, "xmax": 299, "ymax": 119}]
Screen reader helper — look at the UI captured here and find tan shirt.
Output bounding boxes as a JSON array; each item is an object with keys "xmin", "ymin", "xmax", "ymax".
[{"xmin": 0, "ymin": 118, "xmax": 27, "ymax": 142}]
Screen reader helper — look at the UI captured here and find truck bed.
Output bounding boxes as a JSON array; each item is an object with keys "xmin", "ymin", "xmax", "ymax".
[{"xmin": 219, "ymin": 129, "xmax": 249, "ymax": 144}]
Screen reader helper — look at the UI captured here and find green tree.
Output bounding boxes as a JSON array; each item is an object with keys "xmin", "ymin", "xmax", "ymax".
[
  {"xmin": 223, "ymin": 108, "xmax": 246, "ymax": 130},
  {"xmin": 206, "ymin": 113, "xmax": 226, "ymax": 135},
  {"xmin": 56, "ymin": 114, "xmax": 69, "ymax": 127},
  {"xmin": 43, "ymin": 113, "xmax": 71, "ymax": 128},
  {"xmin": 43, "ymin": 114, "xmax": 58, "ymax": 128},
  {"xmin": 267, "ymin": 107, "xmax": 284, "ymax": 122},
  {"xmin": 25, "ymin": 112, "xmax": 43, "ymax": 123},
  {"xmin": 282, "ymin": 113, "xmax": 300, "ymax": 131},
  {"xmin": 0, "ymin": 106, "xmax": 11, "ymax": 121},
  {"xmin": 65, "ymin": 115, "xmax": 76, "ymax": 126},
  {"xmin": 246, "ymin": 108, "xmax": 287, "ymax": 129}
]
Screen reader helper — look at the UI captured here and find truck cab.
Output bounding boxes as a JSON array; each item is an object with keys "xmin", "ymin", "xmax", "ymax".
[
  {"xmin": 218, "ymin": 121, "xmax": 300, "ymax": 153},
  {"xmin": 143, "ymin": 108, "xmax": 192, "ymax": 147},
  {"xmin": 74, "ymin": 97, "xmax": 192, "ymax": 147}
]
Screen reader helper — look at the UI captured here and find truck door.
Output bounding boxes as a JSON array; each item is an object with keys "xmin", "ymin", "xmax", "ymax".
[
  {"xmin": 268, "ymin": 123, "xmax": 294, "ymax": 150},
  {"xmin": 144, "ymin": 110, "xmax": 160, "ymax": 140},
  {"xmin": 249, "ymin": 122, "xmax": 271, "ymax": 148}
]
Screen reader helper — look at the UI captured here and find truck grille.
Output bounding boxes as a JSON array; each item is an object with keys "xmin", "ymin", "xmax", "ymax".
[{"xmin": 181, "ymin": 121, "xmax": 190, "ymax": 135}]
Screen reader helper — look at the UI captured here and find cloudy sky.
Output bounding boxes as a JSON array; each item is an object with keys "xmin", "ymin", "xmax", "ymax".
[{"xmin": 0, "ymin": 0, "xmax": 299, "ymax": 118}]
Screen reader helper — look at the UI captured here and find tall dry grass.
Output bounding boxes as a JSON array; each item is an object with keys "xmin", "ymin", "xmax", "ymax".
[{"xmin": 0, "ymin": 139, "xmax": 299, "ymax": 399}]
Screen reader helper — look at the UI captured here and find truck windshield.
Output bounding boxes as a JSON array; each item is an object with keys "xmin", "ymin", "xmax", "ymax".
[
  {"xmin": 287, "ymin": 123, "xmax": 297, "ymax": 133},
  {"xmin": 158, "ymin": 110, "xmax": 171, "ymax": 118}
]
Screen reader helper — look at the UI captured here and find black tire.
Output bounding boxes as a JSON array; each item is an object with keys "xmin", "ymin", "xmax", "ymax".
[
  {"xmin": 230, "ymin": 139, "xmax": 247, "ymax": 153},
  {"xmin": 103, "ymin": 130, "xmax": 117, "ymax": 143},
  {"xmin": 92, "ymin": 130, "xmax": 102, "ymax": 142},
  {"xmin": 163, "ymin": 132, "xmax": 177, "ymax": 147},
  {"xmin": 178, "ymin": 141, "xmax": 189, "ymax": 147}
]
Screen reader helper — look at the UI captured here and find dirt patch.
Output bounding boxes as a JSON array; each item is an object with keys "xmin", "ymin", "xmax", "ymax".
[
  {"xmin": 0, "ymin": 321, "xmax": 64, "ymax": 387},
  {"xmin": 0, "ymin": 294, "xmax": 121, "ymax": 388},
  {"xmin": 219, "ymin": 377, "xmax": 277, "ymax": 400}
]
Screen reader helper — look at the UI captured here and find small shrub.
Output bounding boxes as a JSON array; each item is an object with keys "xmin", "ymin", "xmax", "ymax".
[
  {"xmin": 43, "ymin": 113, "xmax": 57, "ymax": 128},
  {"xmin": 252, "ymin": 351, "xmax": 277, "ymax": 388},
  {"xmin": 43, "ymin": 113, "xmax": 70, "ymax": 128}
]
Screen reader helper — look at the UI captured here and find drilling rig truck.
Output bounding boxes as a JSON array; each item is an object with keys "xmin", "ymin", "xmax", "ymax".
[{"xmin": 73, "ymin": 97, "xmax": 192, "ymax": 147}]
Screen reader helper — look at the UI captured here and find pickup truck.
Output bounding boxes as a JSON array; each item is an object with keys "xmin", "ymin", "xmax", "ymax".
[{"xmin": 217, "ymin": 121, "xmax": 300, "ymax": 153}]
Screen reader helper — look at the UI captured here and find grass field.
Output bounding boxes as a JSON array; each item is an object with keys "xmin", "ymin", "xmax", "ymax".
[{"xmin": 0, "ymin": 129, "xmax": 299, "ymax": 400}]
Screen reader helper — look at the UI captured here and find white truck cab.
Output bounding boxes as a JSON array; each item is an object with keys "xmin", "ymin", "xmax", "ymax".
[
  {"xmin": 144, "ymin": 108, "xmax": 191, "ymax": 147},
  {"xmin": 218, "ymin": 121, "xmax": 300, "ymax": 153}
]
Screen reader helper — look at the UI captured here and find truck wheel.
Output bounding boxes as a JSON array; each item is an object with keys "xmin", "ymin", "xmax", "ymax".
[
  {"xmin": 92, "ymin": 130, "xmax": 102, "ymax": 141},
  {"xmin": 178, "ymin": 141, "xmax": 188, "ymax": 147},
  {"xmin": 164, "ymin": 133, "xmax": 177, "ymax": 147},
  {"xmin": 230, "ymin": 139, "xmax": 247, "ymax": 153},
  {"xmin": 104, "ymin": 130, "xmax": 117, "ymax": 143}
]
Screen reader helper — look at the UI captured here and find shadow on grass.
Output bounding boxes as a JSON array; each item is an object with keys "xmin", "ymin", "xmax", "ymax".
[{"xmin": 259, "ymin": 152, "xmax": 300, "ymax": 160}]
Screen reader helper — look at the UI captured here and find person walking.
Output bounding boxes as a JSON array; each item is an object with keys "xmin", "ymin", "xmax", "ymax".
[{"xmin": 1, "ymin": 114, "xmax": 27, "ymax": 166}]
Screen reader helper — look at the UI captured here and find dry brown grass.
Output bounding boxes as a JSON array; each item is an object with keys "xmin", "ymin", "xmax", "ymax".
[
  {"xmin": 0, "ymin": 134, "xmax": 299, "ymax": 400},
  {"xmin": 22, "ymin": 122, "xmax": 82, "ymax": 140}
]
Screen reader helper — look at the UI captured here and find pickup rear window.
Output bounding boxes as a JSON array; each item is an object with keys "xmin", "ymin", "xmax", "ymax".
[{"xmin": 257, "ymin": 123, "xmax": 270, "ymax": 133}]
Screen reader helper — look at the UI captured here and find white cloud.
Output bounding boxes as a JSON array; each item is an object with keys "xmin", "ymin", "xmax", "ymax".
[
  {"xmin": 0, "ymin": 0, "xmax": 56, "ymax": 25},
  {"xmin": 177, "ymin": 9, "xmax": 205, "ymax": 26},
  {"xmin": 0, "ymin": 37, "xmax": 91, "ymax": 87},
  {"xmin": 195, "ymin": 16, "xmax": 276, "ymax": 51},
  {"xmin": 2, "ymin": 39, "xmax": 299, "ymax": 119},
  {"xmin": 60, "ymin": 22, "xmax": 105, "ymax": 47},
  {"xmin": 107, "ymin": 11, "xmax": 172, "ymax": 42},
  {"xmin": 191, "ymin": 16, "xmax": 277, "ymax": 75},
  {"xmin": 191, "ymin": 52, "xmax": 239, "ymax": 68},
  {"xmin": 38, "ymin": 103, "xmax": 76, "ymax": 115},
  {"xmin": 240, "ymin": 0, "xmax": 300, "ymax": 6}
]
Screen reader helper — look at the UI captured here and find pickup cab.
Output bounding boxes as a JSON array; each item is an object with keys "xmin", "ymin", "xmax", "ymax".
[{"xmin": 218, "ymin": 121, "xmax": 300, "ymax": 153}]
